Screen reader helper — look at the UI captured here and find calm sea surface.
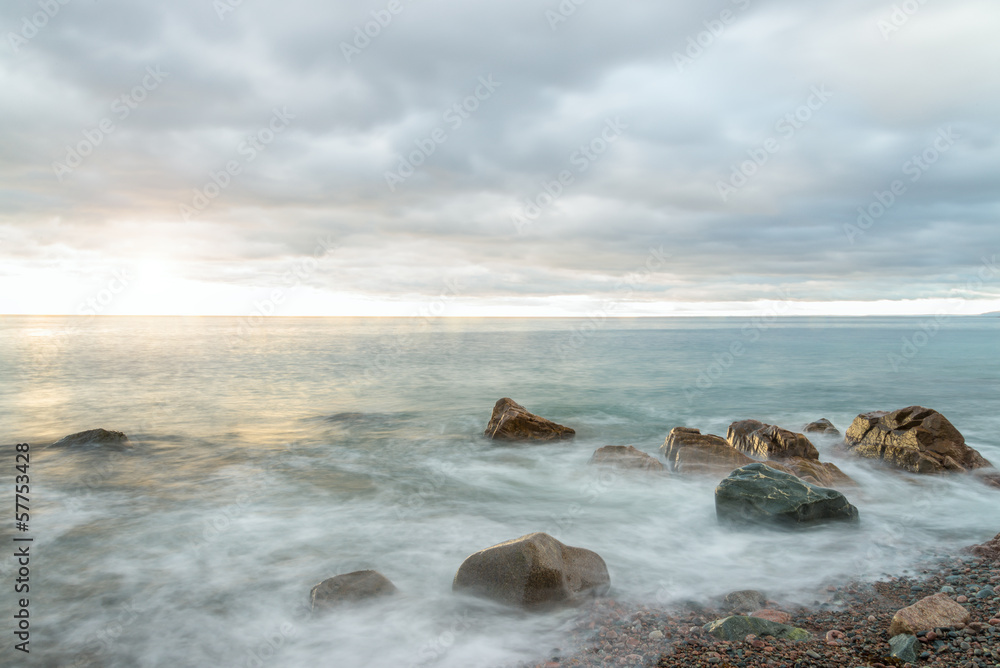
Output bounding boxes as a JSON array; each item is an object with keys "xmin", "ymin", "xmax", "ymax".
[{"xmin": 1, "ymin": 316, "xmax": 998, "ymax": 667}]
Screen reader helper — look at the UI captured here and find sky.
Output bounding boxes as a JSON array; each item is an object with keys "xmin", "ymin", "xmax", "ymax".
[{"xmin": 2, "ymin": 0, "xmax": 999, "ymax": 317}]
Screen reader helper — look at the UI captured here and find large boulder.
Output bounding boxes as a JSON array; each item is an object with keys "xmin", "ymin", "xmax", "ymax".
[
  {"xmin": 51, "ymin": 429, "xmax": 131, "ymax": 448},
  {"xmin": 310, "ymin": 570, "xmax": 397, "ymax": 611},
  {"xmin": 715, "ymin": 463, "xmax": 859, "ymax": 527},
  {"xmin": 661, "ymin": 427, "xmax": 754, "ymax": 475},
  {"xmin": 484, "ymin": 398, "xmax": 575, "ymax": 441},
  {"xmin": 589, "ymin": 446, "xmax": 664, "ymax": 472},
  {"xmin": 703, "ymin": 615, "xmax": 811, "ymax": 641},
  {"xmin": 888, "ymin": 593, "xmax": 970, "ymax": 636},
  {"xmin": 802, "ymin": 418, "xmax": 841, "ymax": 436},
  {"xmin": 844, "ymin": 406, "xmax": 992, "ymax": 473},
  {"xmin": 453, "ymin": 532, "xmax": 609, "ymax": 608},
  {"xmin": 727, "ymin": 420, "xmax": 819, "ymax": 460}
]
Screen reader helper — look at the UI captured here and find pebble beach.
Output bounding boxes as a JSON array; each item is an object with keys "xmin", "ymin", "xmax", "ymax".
[{"xmin": 516, "ymin": 536, "xmax": 1000, "ymax": 668}]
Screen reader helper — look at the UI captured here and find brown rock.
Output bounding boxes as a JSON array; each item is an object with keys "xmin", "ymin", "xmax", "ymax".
[
  {"xmin": 751, "ymin": 609, "xmax": 792, "ymax": 624},
  {"xmin": 484, "ymin": 398, "xmax": 575, "ymax": 441},
  {"xmin": 724, "ymin": 589, "xmax": 767, "ymax": 613},
  {"xmin": 966, "ymin": 532, "xmax": 1000, "ymax": 560},
  {"xmin": 51, "ymin": 428, "xmax": 131, "ymax": 448},
  {"xmin": 888, "ymin": 593, "xmax": 970, "ymax": 636},
  {"xmin": 727, "ymin": 420, "xmax": 819, "ymax": 460},
  {"xmin": 660, "ymin": 427, "xmax": 754, "ymax": 475},
  {"xmin": 310, "ymin": 570, "xmax": 397, "ymax": 611},
  {"xmin": 778, "ymin": 456, "xmax": 856, "ymax": 488},
  {"xmin": 453, "ymin": 532, "xmax": 609, "ymax": 609},
  {"xmin": 802, "ymin": 418, "xmax": 841, "ymax": 436},
  {"xmin": 589, "ymin": 445, "xmax": 664, "ymax": 472},
  {"xmin": 844, "ymin": 406, "xmax": 992, "ymax": 473}
]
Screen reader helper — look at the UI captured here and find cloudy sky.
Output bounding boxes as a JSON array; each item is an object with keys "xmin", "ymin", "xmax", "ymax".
[{"xmin": 2, "ymin": 0, "xmax": 999, "ymax": 316}]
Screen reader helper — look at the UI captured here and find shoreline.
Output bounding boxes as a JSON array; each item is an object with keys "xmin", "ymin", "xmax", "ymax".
[{"xmin": 517, "ymin": 537, "xmax": 1000, "ymax": 668}]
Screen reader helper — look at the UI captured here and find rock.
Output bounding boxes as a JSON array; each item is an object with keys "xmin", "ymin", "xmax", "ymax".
[
  {"xmin": 727, "ymin": 420, "xmax": 819, "ymax": 460},
  {"xmin": 51, "ymin": 429, "xmax": 131, "ymax": 448},
  {"xmin": 715, "ymin": 463, "xmax": 859, "ymax": 527},
  {"xmin": 703, "ymin": 616, "xmax": 811, "ymax": 642},
  {"xmin": 888, "ymin": 592, "xmax": 971, "ymax": 636},
  {"xmin": 310, "ymin": 570, "xmax": 397, "ymax": 611},
  {"xmin": 802, "ymin": 418, "xmax": 841, "ymax": 436},
  {"xmin": 967, "ymin": 532, "xmax": 1000, "ymax": 559},
  {"xmin": 751, "ymin": 609, "xmax": 791, "ymax": 624},
  {"xmin": 889, "ymin": 633, "xmax": 920, "ymax": 663},
  {"xmin": 660, "ymin": 427, "xmax": 754, "ymax": 475},
  {"xmin": 452, "ymin": 532, "xmax": 609, "ymax": 608},
  {"xmin": 723, "ymin": 590, "xmax": 767, "ymax": 613},
  {"xmin": 844, "ymin": 406, "xmax": 993, "ymax": 473},
  {"xmin": 777, "ymin": 456, "xmax": 856, "ymax": 488},
  {"xmin": 484, "ymin": 398, "xmax": 575, "ymax": 441},
  {"xmin": 589, "ymin": 445, "xmax": 664, "ymax": 472},
  {"xmin": 648, "ymin": 630, "xmax": 664, "ymax": 640}
]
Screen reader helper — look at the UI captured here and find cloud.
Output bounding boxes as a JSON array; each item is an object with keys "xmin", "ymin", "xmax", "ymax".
[{"xmin": 1, "ymin": 0, "xmax": 999, "ymax": 314}]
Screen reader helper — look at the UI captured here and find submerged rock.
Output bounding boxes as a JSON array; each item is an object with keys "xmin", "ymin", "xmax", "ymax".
[
  {"xmin": 660, "ymin": 427, "xmax": 754, "ymax": 475},
  {"xmin": 453, "ymin": 532, "xmax": 609, "ymax": 609},
  {"xmin": 51, "ymin": 429, "xmax": 131, "ymax": 448},
  {"xmin": 310, "ymin": 570, "xmax": 397, "ymax": 611},
  {"xmin": 703, "ymin": 615, "xmax": 811, "ymax": 641},
  {"xmin": 802, "ymin": 418, "xmax": 841, "ymax": 436},
  {"xmin": 727, "ymin": 420, "xmax": 819, "ymax": 460},
  {"xmin": 845, "ymin": 406, "xmax": 992, "ymax": 473},
  {"xmin": 715, "ymin": 463, "xmax": 859, "ymax": 527},
  {"xmin": 484, "ymin": 398, "xmax": 575, "ymax": 441},
  {"xmin": 888, "ymin": 592, "xmax": 970, "ymax": 636},
  {"xmin": 778, "ymin": 456, "xmax": 855, "ymax": 488},
  {"xmin": 589, "ymin": 445, "xmax": 664, "ymax": 471}
]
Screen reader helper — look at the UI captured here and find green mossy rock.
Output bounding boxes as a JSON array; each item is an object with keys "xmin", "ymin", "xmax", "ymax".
[{"xmin": 703, "ymin": 615, "xmax": 811, "ymax": 641}]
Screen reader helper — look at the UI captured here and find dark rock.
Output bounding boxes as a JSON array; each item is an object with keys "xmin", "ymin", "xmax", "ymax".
[
  {"xmin": 702, "ymin": 615, "xmax": 811, "ymax": 641},
  {"xmin": 589, "ymin": 445, "xmax": 664, "ymax": 472},
  {"xmin": 715, "ymin": 462, "xmax": 859, "ymax": 527},
  {"xmin": 802, "ymin": 418, "xmax": 841, "ymax": 436},
  {"xmin": 453, "ymin": 532, "xmax": 609, "ymax": 609},
  {"xmin": 51, "ymin": 429, "xmax": 130, "ymax": 448},
  {"xmin": 484, "ymin": 398, "xmax": 575, "ymax": 442},
  {"xmin": 727, "ymin": 420, "xmax": 819, "ymax": 460},
  {"xmin": 310, "ymin": 570, "xmax": 397, "ymax": 611},
  {"xmin": 844, "ymin": 406, "xmax": 992, "ymax": 473},
  {"xmin": 723, "ymin": 590, "xmax": 767, "ymax": 613},
  {"xmin": 660, "ymin": 427, "xmax": 754, "ymax": 475},
  {"xmin": 889, "ymin": 633, "xmax": 920, "ymax": 663}
]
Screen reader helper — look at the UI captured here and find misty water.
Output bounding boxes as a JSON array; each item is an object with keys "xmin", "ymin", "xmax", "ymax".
[{"xmin": 1, "ymin": 315, "xmax": 999, "ymax": 667}]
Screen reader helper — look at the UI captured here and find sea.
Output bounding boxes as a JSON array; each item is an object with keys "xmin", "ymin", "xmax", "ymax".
[{"xmin": 1, "ymin": 315, "xmax": 998, "ymax": 667}]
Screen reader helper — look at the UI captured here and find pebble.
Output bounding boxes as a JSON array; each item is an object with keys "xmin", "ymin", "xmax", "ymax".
[
  {"xmin": 648, "ymin": 630, "xmax": 663, "ymax": 640},
  {"xmin": 957, "ymin": 595, "xmax": 969, "ymax": 603}
]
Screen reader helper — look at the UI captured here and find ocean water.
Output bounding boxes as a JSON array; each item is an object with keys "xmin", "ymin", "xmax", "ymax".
[{"xmin": 1, "ymin": 315, "xmax": 998, "ymax": 667}]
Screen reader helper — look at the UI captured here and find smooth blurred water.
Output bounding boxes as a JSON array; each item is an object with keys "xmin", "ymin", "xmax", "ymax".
[{"xmin": 1, "ymin": 315, "xmax": 998, "ymax": 667}]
